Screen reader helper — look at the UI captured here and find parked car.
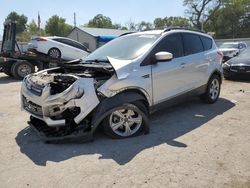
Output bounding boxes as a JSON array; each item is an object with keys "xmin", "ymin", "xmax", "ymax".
[
  {"xmin": 21, "ymin": 28, "xmax": 223, "ymax": 142},
  {"xmin": 28, "ymin": 36, "xmax": 90, "ymax": 60},
  {"xmin": 223, "ymin": 47, "xmax": 250, "ymax": 80},
  {"xmin": 219, "ymin": 42, "xmax": 247, "ymax": 62}
]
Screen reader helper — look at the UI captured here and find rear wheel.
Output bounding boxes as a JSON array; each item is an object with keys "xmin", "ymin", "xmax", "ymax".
[
  {"xmin": 201, "ymin": 75, "xmax": 221, "ymax": 104},
  {"xmin": 48, "ymin": 48, "xmax": 61, "ymax": 59},
  {"xmin": 103, "ymin": 103, "xmax": 148, "ymax": 139},
  {"xmin": 11, "ymin": 61, "xmax": 35, "ymax": 80}
]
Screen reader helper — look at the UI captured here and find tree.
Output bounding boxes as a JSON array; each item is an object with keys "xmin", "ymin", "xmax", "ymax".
[
  {"xmin": 183, "ymin": 0, "xmax": 222, "ymax": 30},
  {"xmin": 5, "ymin": 11, "xmax": 28, "ymax": 34},
  {"xmin": 208, "ymin": 0, "xmax": 250, "ymax": 38},
  {"xmin": 154, "ymin": 16, "xmax": 191, "ymax": 28},
  {"xmin": 45, "ymin": 15, "xmax": 73, "ymax": 36},
  {"xmin": 17, "ymin": 20, "xmax": 47, "ymax": 42},
  {"xmin": 86, "ymin": 14, "xmax": 114, "ymax": 28},
  {"xmin": 137, "ymin": 21, "xmax": 154, "ymax": 31}
]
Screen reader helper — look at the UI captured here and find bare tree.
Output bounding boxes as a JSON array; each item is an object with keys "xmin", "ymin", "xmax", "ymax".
[{"xmin": 183, "ymin": 0, "xmax": 222, "ymax": 30}]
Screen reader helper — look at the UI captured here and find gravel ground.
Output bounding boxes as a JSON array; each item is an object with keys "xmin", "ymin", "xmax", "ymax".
[{"xmin": 0, "ymin": 73, "xmax": 249, "ymax": 188}]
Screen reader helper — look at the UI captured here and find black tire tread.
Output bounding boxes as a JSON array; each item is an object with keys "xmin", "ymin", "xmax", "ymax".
[
  {"xmin": 11, "ymin": 61, "xmax": 35, "ymax": 80},
  {"xmin": 201, "ymin": 74, "xmax": 221, "ymax": 104}
]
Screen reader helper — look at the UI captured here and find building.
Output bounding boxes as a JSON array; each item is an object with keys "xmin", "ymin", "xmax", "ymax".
[{"xmin": 67, "ymin": 27, "xmax": 131, "ymax": 51}]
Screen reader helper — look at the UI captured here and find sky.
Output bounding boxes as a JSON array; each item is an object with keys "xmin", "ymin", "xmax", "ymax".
[{"xmin": 0, "ymin": 0, "xmax": 185, "ymax": 36}]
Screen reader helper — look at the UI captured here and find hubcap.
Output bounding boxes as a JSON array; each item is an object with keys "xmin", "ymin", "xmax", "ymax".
[
  {"xmin": 109, "ymin": 109, "xmax": 142, "ymax": 137},
  {"xmin": 209, "ymin": 79, "xmax": 220, "ymax": 100},
  {"xmin": 49, "ymin": 49, "xmax": 60, "ymax": 58},
  {"xmin": 17, "ymin": 64, "xmax": 32, "ymax": 78}
]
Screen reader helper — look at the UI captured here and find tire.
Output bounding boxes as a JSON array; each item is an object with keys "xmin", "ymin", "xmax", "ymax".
[
  {"xmin": 200, "ymin": 74, "xmax": 221, "ymax": 104},
  {"xmin": 102, "ymin": 102, "xmax": 148, "ymax": 139},
  {"xmin": 11, "ymin": 61, "xmax": 35, "ymax": 80},
  {"xmin": 48, "ymin": 48, "xmax": 61, "ymax": 59}
]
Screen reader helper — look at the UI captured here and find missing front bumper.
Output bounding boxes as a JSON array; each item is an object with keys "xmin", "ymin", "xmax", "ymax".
[{"xmin": 28, "ymin": 116, "xmax": 94, "ymax": 143}]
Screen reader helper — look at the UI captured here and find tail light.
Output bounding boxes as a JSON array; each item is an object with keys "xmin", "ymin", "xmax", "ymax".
[
  {"xmin": 33, "ymin": 37, "xmax": 47, "ymax": 42},
  {"xmin": 217, "ymin": 50, "xmax": 224, "ymax": 57}
]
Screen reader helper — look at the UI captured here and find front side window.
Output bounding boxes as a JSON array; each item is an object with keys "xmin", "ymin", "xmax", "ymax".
[
  {"xmin": 153, "ymin": 33, "xmax": 184, "ymax": 58},
  {"xmin": 182, "ymin": 33, "xmax": 203, "ymax": 56}
]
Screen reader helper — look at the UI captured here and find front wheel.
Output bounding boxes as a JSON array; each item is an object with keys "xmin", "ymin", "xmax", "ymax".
[
  {"xmin": 200, "ymin": 75, "xmax": 221, "ymax": 104},
  {"xmin": 103, "ymin": 103, "xmax": 148, "ymax": 139}
]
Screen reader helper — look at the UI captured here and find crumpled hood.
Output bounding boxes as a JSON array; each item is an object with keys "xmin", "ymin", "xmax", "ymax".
[{"xmin": 107, "ymin": 56, "xmax": 134, "ymax": 79}]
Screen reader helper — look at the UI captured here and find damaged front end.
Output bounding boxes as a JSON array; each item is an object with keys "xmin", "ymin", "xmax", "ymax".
[{"xmin": 21, "ymin": 62, "xmax": 115, "ymax": 142}]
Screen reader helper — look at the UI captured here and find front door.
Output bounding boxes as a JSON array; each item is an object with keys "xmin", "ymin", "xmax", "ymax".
[{"xmin": 150, "ymin": 33, "xmax": 188, "ymax": 104}]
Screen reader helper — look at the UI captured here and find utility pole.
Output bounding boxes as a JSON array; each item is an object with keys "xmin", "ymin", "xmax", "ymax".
[{"xmin": 74, "ymin": 12, "xmax": 76, "ymax": 27}]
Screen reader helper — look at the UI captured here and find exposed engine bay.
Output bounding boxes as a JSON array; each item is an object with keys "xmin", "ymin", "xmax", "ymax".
[{"xmin": 21, "ymin": 62, "xmax": 116, "ymax": 141}]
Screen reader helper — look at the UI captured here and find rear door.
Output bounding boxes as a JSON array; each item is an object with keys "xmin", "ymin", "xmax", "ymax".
[{"xmin": 181, "ymin": 33, "xmax": 208, "ymax": 89}]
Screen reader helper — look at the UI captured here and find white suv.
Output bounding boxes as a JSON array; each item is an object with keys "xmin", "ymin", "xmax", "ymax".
[{"xmin": 21, "ymin": 28, "xmax": 223, "ymax": 141}]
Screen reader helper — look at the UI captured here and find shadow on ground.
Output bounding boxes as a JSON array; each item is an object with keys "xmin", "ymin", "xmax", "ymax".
[
  {"xmin": 0, "ymin": 74, "xmax": 20, "ymax": 84},
  {"xmin": 16, "ymin": 98, "xmax": 235, "ymax": 166}
]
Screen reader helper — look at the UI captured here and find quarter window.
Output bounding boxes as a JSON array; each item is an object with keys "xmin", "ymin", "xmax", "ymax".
[
  {"xmin": 200, "ymin": 36, "xmax": 212, "ymax": 51},
  {"xmin": 182, "ymin": 33, "xmax": 204, "ymax": 55}
]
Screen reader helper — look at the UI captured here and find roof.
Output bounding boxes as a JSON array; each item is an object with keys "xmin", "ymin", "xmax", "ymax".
[{"xmin": 76, "ymin": 26, "xmax": 131, "ymax": 37}]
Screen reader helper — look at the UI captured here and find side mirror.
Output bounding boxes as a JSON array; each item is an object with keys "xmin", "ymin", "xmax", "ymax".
[{"xmin": 155, "ymin": 52, "xmax": 173, "ymax": 62}]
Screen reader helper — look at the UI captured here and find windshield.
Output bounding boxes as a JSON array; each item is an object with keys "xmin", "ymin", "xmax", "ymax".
[
  {"xmin": 238, "ymin": 48, "xmax": 250, "ymax": 58},
  {"xmin": 85, "ymin": 34, "xmax": 160, "ymax": 61},
  {"xmin": 220, "ymin": 43, "xmax": 238, "ymax": 49}
]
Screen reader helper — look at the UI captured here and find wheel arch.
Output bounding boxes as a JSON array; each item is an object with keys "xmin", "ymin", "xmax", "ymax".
[
  {"xmin": 90, "ymin": 90, "xmax": 150, "ymax": 134},
  {"xmin": 208, "ymin": 69, "xmax": 222, "ymax": 84}
]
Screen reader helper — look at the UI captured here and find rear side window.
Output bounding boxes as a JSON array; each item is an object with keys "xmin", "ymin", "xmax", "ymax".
[
  {"xmin": 182, "ymin": 33, "xmax": 203, "ymax": 56},
  {"xmin": 54, "ymin": 38, "xmax": 88, "ymax": 51},
  {"xmin": 200, "ymin": 36, "xmax": 212, "ymax": 51},
  {"xmin": 71, "ymin": 41, "xmax": 88, "ymax": 51}
]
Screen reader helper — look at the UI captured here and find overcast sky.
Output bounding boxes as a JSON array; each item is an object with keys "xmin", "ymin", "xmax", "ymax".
[{"xmin": 0, "ymin": 0, "xmax": 185, "ymax": 36}]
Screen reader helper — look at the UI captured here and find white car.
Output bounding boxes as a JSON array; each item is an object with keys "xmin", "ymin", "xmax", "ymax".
[
  {"xmin": 219, "ymin": 42, "xmax": 247, "ymax": 62},
  {"xmin": 29, "ymin": 36, "xmax": 90, "ymax": 60}
]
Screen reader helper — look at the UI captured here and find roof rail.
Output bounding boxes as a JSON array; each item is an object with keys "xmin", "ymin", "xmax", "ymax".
[
  {"xmin": 119, "ymin": 32, "xmax": 136, "ymax": 37},
  {"xmin": 163, "ymin": 27, "xmax": 206, "ymax": 34}
]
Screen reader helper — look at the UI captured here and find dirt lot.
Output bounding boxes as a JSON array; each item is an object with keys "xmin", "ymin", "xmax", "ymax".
[{"xmin": 0, "ymin": 73, "xmax": 249, "ymax": 188}]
